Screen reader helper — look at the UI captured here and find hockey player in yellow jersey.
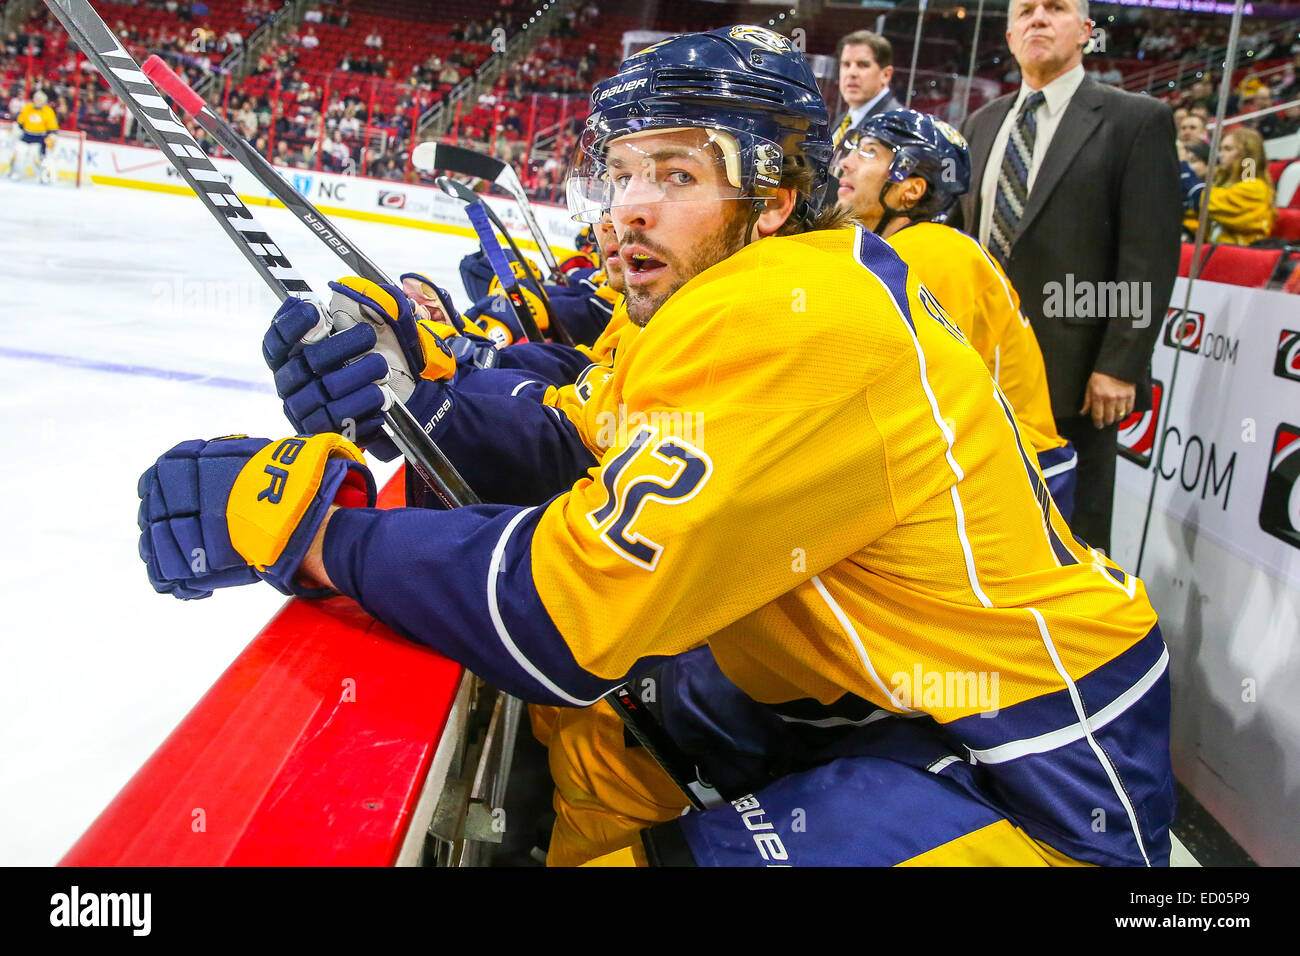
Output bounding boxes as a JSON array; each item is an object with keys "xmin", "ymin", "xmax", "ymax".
[
  {"xmin": 8, "ymin": 90, "xmax": 60, "ymax": 183},
  {"xmin": 139, "ymin": 26, "xmax": 1175, "ymax": 866},
  {"xmin": 833, "ymin": 108, "xmax": 1077, "ymax": 518}
]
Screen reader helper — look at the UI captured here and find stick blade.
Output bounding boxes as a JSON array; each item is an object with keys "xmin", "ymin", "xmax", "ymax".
[{"xmin": 410, "ymin": 141, "xmax": 440, "ymax": 173}]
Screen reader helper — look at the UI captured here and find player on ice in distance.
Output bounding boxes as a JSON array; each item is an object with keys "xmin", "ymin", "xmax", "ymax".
[
  {"xmin": 7, "ymin": 90, "xmax": 60, "ymax": 183},
  {"xmin": 831, "ymin": 108, "xmax": 1077, "ymax": 517},
  {"xmin": 138, "ymin": 25, "xmax": 1175, "ymax": 866}
]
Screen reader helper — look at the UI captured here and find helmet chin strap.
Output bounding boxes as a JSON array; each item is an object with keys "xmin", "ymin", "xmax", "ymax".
[
  {"xmin": 743, "ymin": 198, "xmax": 766, "ymax": 247},
  {"xmin": 872, "ymin": 181, "xmax": 909, "ymax": 237}
]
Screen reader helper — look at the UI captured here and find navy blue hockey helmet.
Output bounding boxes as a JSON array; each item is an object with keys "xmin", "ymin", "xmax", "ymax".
[
  {"xmin": 567, "ymin": 25, "xmax": 832, "ymax": 225},
  {"xmin": 835, "ymin": 108, "xmax": 971, "ymax": 221}
]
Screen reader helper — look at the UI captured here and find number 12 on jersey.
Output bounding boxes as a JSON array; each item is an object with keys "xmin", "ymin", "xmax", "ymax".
[{"xmin": 587, "ymin": 426, "xmax": 714, "ymax": 571}]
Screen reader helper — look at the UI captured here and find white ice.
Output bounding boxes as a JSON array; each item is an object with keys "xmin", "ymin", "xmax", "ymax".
[{"xmin": 0, "ymin": 179, "xmax": 482, "ymax": 865}]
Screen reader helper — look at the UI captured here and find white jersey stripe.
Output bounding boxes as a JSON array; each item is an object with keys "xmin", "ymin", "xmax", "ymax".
[{"xmin": 487, "ymin": 506, "xmax": 606, "ymax": 706}]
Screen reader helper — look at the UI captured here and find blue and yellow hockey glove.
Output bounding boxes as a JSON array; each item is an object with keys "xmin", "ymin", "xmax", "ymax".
[
  {"xmin": 262, "ymin": 278, "xmax": 461, "ymax": 460},
  {"xmin": 137, "ymin": 434, "xmax": 375, "ymax": 600}
]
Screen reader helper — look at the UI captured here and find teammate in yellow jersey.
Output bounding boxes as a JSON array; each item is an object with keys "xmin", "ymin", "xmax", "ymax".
[
  {"xmin": 140, "ymin": 25, "xmax": 1174, "ymax": 867},
  {"xmin": 8, "ymin": 90, "xmax": 60, "ymax": 184},
  {"xmin": 833, "ymin": 108, "xmax": 1077, "ymax": 518}
]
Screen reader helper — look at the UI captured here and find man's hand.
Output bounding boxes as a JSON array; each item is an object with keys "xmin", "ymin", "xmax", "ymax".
[
  {"xmin": 1080, "ymin": 371, "xmax": 1136, "ymax": 429},
  {"xmin": 138, "ymin": 435, "xmax": 374, "ymax": 600}
]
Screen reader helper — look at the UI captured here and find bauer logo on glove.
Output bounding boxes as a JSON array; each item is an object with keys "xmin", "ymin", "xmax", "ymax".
[{"xmin": 138, "ymin": 434, "xmax": 375, "ymax": 600}]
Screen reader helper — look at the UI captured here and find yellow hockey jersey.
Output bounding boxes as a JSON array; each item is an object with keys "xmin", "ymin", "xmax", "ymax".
[
  {"xmin": 575, "ymin": 295, "xmax": 632, "ymax": 366},
  {"xmin": 17, "ymin": 103, "xmax": 59, "ymax": 136},
  {"xmin": 888, "ymin": 222, "xmax": 1064, "ymax": 454},
  {"xmin": 531, "ymin": 225, "xmax": 1156, "ymax": 724},
  {"xmin": 327, "ymin": 223, "xmax": 1170, "ymax": 864}
]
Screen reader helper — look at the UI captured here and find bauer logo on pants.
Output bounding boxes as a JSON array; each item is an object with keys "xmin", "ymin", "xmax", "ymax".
[
  {"xmin": 1259, "ymin": 423, "xmax": 1300, "ymax": 550},
  {"xmin": 1275, "ymin": 329, "xmax": 1300, "ymax": 382},
  {"xmin": 1118, "ymin": 379, "xmax": 1163, "ymax": 468},
  {"xmin": 1162, "ymin": 308, "xmax": 1205, "ymax": 352}
]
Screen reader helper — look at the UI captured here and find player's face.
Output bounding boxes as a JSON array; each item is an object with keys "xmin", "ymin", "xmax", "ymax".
[
  {"xmin": 834, "ymin": 136, "xmax": 895, "ymax": 227},
  {"xmin": 839, "ymin": 44, "xmax": 891, "ymax": 109},
  {"xmin": 402, "ymin": 276, "xmax": 451, "ymax": 324},
  {"xmin": 594, "ymin": 215, "xmax": 625, "ymax": 294},
  {"xmin": 1006, "ymin": 0, "xmax": 1091, "ymax": 80},
  {"xmin": 606, "ymin": 129, "xmax": 751, "ymax": 327}
]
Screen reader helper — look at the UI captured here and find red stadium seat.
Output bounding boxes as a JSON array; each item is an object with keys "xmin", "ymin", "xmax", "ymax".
[
  {"xmin": 1276, "ymin": 208, "xmax": 1300, "ymax": 242},
  {"xmin": 1178, "ymin": 242, "xmax": 1214, "ymax": 277},
  {"xmin": 1198, "ymin": 244, "xmax": 1283, "ymax": 288}
]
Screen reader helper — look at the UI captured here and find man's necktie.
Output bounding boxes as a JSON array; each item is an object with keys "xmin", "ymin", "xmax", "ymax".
[
  {"xmin": 989, "ymin": 90, "xmax": 1046, "ymax": 264},
  {"xmin": 833, "ymin": 113, "xmax": 852, "ymax": 149}
]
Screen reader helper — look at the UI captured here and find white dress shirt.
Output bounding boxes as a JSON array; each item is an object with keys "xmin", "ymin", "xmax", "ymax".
[{"xmin": 978, "ymin": 62, "xmax": 1086, "ymax": 247}]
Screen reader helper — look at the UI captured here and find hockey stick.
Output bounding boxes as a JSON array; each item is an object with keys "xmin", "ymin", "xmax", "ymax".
[
  {"xmin": 41, "ymin": 0, "xmax": 476, "ymax": 509},
  {"xmin": 606, "ymin": 683, "xmax": 723, "ymax": 811},
  {"xmin": 434, "ymin": 176, "xmax": 547, "ymax": 345},
  {"xmin": 140, "ymin": 55, "xmax": 392, "ymax": 288},
  {"xmin": 411, "ymin": 141, "xmax": 567, "ymax": 287},
  {"xmin": 434, "ymin": 175, "xmax": 576, "ymax": 347}
]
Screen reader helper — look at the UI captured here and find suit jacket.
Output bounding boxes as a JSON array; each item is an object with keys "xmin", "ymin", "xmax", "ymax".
[
  {"xmin": 950, "ymin": 77, "xmax": 1181, "ymax": 417},
  {"xmin": 831, "ymin": 89, "xmax": 904, "ymax": 144}
]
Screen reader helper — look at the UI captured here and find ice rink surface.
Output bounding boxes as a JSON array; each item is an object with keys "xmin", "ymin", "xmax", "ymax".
[{"xmin": 0, "ymin": 179, "xmax": 482, "ymax": 864}]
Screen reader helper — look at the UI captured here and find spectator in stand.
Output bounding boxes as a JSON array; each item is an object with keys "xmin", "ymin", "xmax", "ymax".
[
  {"xmin": 1275, "ymin": 104, "xmax": 1300, "ymax": 138},
  {"xmin": 1178, "ymin": 112, "xmax": 1209, "ymax": 146},
  {"xmin": 304, "ymin": 6, "xmax": 323, "ymax": 23},
  {"xmin": 1183, "ymin": 127, "xmax": 1276, "ymax": 246},
  {"xmin": 1246, "ymin": 89, "xmax": 1279, "ymax": 141},
  {"xmin": 1188, "ymin": 76, "xmax": 1216, "ymax": 113},
  {"xmin": 301, "ymin": 28, "xmax": 319, "ymax": 50},
  {"xmin": 439, "ymin": 62, "xmax": 460, "ymax": 85},
  {"xmin": 1178, "ymin": 139, "xmax": 1210, "ymax": 183},
  {"xmin": 235, "ymin": 99, "xmax": 257, "ymax": 139},
  {"xmin": 365, "ymin": 29, "xmax": 382, "ymax": 50},
  {"xmin": 1235, "ymin": 66, "xmax": 1266, "ymax": 104},
  {"xmin": 1278, "ymin": 52, "xmax": 1300, "ymax": 102}
]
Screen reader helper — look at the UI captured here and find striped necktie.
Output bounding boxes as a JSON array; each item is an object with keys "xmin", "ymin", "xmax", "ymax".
[
  {"xmin": 989, "ymin": 90, "xmax": 1046, "ymax": 264},
  {"xmin": 833, "ymin": 113, "xmax": 852, "ymax": 149}
]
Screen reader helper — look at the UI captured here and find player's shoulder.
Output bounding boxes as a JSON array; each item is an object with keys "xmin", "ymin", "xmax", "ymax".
[
  {"xmin": 683, "ymin": 225, "xmax": 914, "ymax": 317},
  {"xmin": 643, "ymin": 225, "xmax": 918, "ymax": 379},
  {"xmin": 888, "ymin": 221, "xmax": 987, "ymax": 261}
]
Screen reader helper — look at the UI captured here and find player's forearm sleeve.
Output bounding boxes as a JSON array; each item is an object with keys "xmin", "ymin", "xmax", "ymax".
[
  {"xmin": 493, "ymin": 340, "xmax": 599, "ymax": 384},
  {"xmin": 322, "ymin": 503, "xmax": 647, "ymax": 705},
  {"xmin": 424, "ymin": 386, "xmax": 597, "ymax": 505}
]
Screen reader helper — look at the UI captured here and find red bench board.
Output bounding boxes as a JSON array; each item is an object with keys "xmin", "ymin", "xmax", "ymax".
[{"xmin": 60, "ymin": 470, "xmax": 465, "ymax": 866}]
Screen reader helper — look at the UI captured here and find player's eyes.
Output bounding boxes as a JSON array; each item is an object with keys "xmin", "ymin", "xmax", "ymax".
[{"xmin": 664, "ymin": 170, "xmax": 694, "ymax": 186}]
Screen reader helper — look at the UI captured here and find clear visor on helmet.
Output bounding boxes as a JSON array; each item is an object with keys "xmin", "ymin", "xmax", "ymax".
[
  {"xmin": 566, "ymin": 119, "xmax": 783, "ymax": 224},
  {"xmin": 829, "ymin": 129, "xmax": 896, "ymax": 182}
]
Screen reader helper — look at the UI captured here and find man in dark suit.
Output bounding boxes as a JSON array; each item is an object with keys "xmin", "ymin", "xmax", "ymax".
[
  {"xmin": 951, "ymin": 0, "xmax": 1180, "ymax": 553},
  {"xmin": 830, "ymin": 31, "xmax": 903, "ymax": 150}
]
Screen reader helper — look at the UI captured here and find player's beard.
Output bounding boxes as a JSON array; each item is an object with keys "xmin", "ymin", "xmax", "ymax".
[{"xmin": 623, "ymin": 202, "xmax": 752, "ymax": 328}]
